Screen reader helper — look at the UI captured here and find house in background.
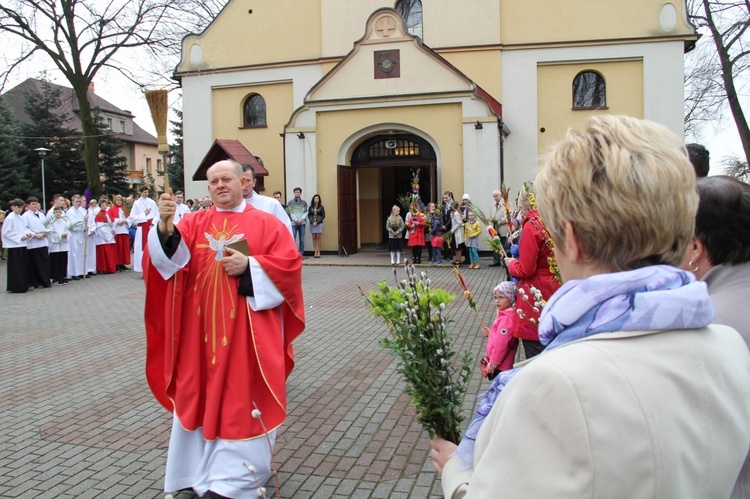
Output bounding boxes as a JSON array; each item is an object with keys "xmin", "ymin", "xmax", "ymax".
[
  {"xmin": 2, "ymin": 78, "xmax": 162, "ymax": 193},
  {"xmin": 174, "ymin": 0, "xmax": 697, "ymax": 255}
]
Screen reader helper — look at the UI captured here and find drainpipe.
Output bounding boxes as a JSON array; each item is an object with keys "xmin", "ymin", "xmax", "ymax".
[
  {"xmin": 498, "ymin": 119, "xmax": 505, "ymax": 185},
  {"xmin": 280, "ymin": 132, "xmax": 287, "ymax": 199}
]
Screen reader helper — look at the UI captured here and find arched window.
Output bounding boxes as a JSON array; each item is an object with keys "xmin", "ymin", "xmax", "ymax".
[
  {"xmin": 395, "ymin": 0, "xmax": 422, "ymax": 39},
  {"xmin": 572, "ymin": 71, "xmax": 606, "ymax": 109},
  {"xmin": 243, "ymin": 94, "xmax": 267, "ymax": 127}
]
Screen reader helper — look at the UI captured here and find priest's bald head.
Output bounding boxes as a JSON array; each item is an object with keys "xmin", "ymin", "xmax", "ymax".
[{"xmin": 206, "ymin": 160, "xmax": 248, "ymax": 210}]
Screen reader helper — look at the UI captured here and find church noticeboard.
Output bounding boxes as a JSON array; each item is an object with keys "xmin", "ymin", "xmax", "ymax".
[{"xmin": 374, "ymin": 50, "xmax": 400, "ymax": 79}]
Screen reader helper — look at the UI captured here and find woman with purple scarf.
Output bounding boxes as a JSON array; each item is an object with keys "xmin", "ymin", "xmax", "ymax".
[{"xmin": 430, "ymin": 115, "xmax": 750, "ymax": 498}]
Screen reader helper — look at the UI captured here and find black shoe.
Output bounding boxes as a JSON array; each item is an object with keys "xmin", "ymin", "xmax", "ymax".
[
  {"xmin": 488, "ymin": 263, "xmax": 501, "ymax": 267},
  {"xmin": 71, "ymin": 276, "xmax": 80, "ymax": 281},
  {"xmin": 87, "ymin": 272, "xmax": 96, "ymax": 276}
]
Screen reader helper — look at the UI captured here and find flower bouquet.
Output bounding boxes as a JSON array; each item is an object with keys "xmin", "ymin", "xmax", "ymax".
[
  {"xmin": 287, "ymin": 203, "xmax": 307, "ymax": 223},
  {"xmin": 468, "ymin": 202, "xmax": 507, "ymax": 257},
  {"xmin": 363, "ymin": 265, "xmax": 473, "ymax": 444},
  {"xmin": 396, "ymin": 193, "xmax": 414, "ymax": 213},
  {"xmin": 40, "ymin": 215, "xmax": 56, "ymax": 236},
  {"xmin": 66, "ymin": 220, "xmax": 86, "ymax": 232}
]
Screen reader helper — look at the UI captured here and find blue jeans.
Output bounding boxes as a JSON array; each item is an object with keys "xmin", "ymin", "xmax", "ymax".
[
  {"xmin": 468, "ymin": 247, "xmax": 479, "ymax": 264},
  {"xmin": 292, "ymin": 223, "xmax": 306, "ymax": 254}
]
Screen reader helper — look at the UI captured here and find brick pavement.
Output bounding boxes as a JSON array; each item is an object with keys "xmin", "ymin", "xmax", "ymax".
[{"xmin": 0, "ymin": 254, "xmax": 508, "ymax": 498}]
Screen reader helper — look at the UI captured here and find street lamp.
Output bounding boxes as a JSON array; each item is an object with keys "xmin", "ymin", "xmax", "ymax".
[{"xmin": 34, "ymin": 147, "xmax": 51, "ymax": 209}]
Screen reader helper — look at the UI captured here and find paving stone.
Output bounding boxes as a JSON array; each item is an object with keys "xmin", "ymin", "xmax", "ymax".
[{"xmin": 0, "ymin": 258, "xmax": 500, "ymax": 498}]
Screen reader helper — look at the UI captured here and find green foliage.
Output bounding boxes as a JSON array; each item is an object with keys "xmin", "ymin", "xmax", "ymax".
[
  {"xmin": 141, "ymin": 170, "xmax": 158, "ymax": 200},
  {"xmin": 0, "ymin": 97, "xmax": 32, "ymax": 202},
  {"xmin": 396, "ymin": 192, "xmax": 414, "ymax": 213},
  {"xmin": 20, "ymin": 79, "xmax": 86, "ymax": 200},
  {"xmin": 364, "ymin": 265, "xmax": 473, "ymax": 444},
  {"xmin": 94, "ymin": 112, "xmax": 130, "ymax": 196},
  {"xmin": 168, "ymin": 109, "xmax": 185, "ymax": 192}
]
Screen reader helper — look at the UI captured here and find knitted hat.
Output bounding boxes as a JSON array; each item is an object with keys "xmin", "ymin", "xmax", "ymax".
[
  {"xmin": 462, "ymin": 193, "xmax": 470, "ymax": 200},
  {"xmin": 494, "ymin": 281, "xmax": 517, "ymax": 303}
]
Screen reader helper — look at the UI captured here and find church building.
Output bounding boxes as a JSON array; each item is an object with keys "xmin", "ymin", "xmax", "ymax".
[{"xmin": 175, "ymin": 0, "xmax": 696, "ymax": 254}]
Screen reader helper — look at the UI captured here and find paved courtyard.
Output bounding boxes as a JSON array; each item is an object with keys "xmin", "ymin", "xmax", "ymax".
[{"xmin": 0, "ymin": 253, "xmax": 507, "ymax": 498}]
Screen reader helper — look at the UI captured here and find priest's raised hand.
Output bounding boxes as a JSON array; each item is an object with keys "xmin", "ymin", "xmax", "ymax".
[{"xmin": 157, "ymin": 189, "xmax": 176, "ymax": 241}]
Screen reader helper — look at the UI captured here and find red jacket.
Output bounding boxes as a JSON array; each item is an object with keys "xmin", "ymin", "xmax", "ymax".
[
  {"xmin": 507, "ymin": 210, "xmax": 561, "ymax": 340},
  {"xmin": 406, "ymin": 212, "xmax": 426, "ymax": 247}
]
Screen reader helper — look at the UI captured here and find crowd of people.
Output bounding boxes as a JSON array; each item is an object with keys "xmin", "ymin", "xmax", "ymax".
[
  {"xmin": 0, "ymin": 177, "xmax": 334, "ymax": 294},
  {"xmin": 1, "ymin": 193, "xmax": 138, "ymax": 292},
  {"xmin": 385, "ymin": 191, "xmax": 514, "ymax": 268}
]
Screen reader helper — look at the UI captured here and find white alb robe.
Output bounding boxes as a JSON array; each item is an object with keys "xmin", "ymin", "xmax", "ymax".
[
  {"xmin": 129, "ymin": 196, "xmax": 158, "ymax": 272},
  {"xmin": 244, "ymin": 192, "xmax": 293, "ymax": 236},
  {"xmin": 66, "ymin": 206, "xmax": 86, "ymax": 277}
]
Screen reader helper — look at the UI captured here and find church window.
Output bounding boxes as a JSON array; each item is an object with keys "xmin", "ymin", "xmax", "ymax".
[
  {"xmin": 395, "ymin": 0, "xmax": 422, "ymax": 39},
  {"xmin": 572, "ymin": 71, "xmax": 606, "ymax": 109},
  {"xmin": 243, "ymin": 94, "xmax": 267, "ymax": 127}
]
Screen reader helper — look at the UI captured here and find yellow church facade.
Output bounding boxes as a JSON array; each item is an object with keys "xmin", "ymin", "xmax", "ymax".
[{"xmin": 175, "ymin": 0, "xmax": 696, "ymax": 254}]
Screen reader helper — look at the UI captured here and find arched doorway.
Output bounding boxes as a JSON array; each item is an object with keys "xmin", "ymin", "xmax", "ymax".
[{"xmin": 338, "ymin": 133, "xmax": 437, "ymax": 254}]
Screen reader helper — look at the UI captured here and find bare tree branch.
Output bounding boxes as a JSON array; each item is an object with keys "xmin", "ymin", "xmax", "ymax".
[
  {"xmin": 686, "ymin": 0, "xmax": 750, "ymax": 164},
  {"xmin": 0, "ymin": 0, "xmax": 221, "ymax": 196}
]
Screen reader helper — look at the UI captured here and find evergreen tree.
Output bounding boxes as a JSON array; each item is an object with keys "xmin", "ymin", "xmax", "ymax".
[
  {"xmin": 168, "ymin": 109, "xmax": 185, "ymax": 192},
  {"xmin": 94, "ymin": 113, "xmax": 130, "ymax": 196},
  {"xmin": 142, "ymin": 171, "xmax": 157, "ymax": 200},
  {"xmin": 21, "ymin": 79, "xmax": 86, "ymax": 202},
  {"xmin": 0, "ymin": 97, "xmax": 32, "ymax": 202}
]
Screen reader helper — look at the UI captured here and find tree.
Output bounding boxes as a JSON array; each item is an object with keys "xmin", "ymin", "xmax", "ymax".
[
  {"xmin": 686, "ymin": 0, "xmax": 750, "ymax": 165},
  {"xmin": 0, "ymin": 97, "xmax": 32, "ymax": 202},
  {"xmin": 95, "ymin": 114, "xmax": 130, "ymax": 196},
  {"xmin": 0, "ymin": 0, "xmax": 222, "ymax": 197},
  {"xmin": 21, "ymin": 79, "xmax": 86, "ymax": 202},
  {"xmin": 723, "ymin": 155, "xmax": 750, "ymax": 182},
  {"xmin": 168, "ymin": 109, "xmax": 185, "ymax": 192}
]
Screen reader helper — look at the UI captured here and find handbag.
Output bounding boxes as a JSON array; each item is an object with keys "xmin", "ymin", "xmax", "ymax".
[
  {"xmin": 480, "ymin": 356, "xmax": 499, "ymax": 380},
  {"xmin": 480, "ymin": 336, "xmax": 519, "ymax": 380}
]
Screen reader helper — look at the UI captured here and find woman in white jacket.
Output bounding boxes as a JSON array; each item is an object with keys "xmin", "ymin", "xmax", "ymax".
[{"xmin": 430, "ymin": 115, "xmax": 750, "ymax": 499}]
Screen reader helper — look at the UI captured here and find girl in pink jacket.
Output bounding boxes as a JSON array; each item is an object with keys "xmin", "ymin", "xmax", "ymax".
[{"xmin": 481, "ymin": 282, "xmax": 519, "ymax": 379}]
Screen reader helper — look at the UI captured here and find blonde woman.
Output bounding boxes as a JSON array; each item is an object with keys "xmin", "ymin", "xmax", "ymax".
[
  {"xmin": 385, "ymin": 204, "xmax": 405, "ymax": 265},
  {"xmin": 431, "ymin": 115, "xmax": 750, "ymax": 498}
]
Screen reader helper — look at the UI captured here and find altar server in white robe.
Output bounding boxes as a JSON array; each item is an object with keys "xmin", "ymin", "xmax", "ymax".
[
  {"xmin": 84, "ymin": 199, "xmax": 98, "ymax": 276},
  {"xmin": 2, "ymin": 199, "xmax": 31, "ymax": 293},
  {"xmin": 66, "ymin": 195, "xmax": 87, "ymax": 280},
  {"xmin": 129, "ymin": 185, "xmax": 158, "ymax": 272},
  {"xmin": 173, "ymin": 191, "xmax": 192, "ymax": 225},
  {"xmin": 241, "ymin": 164, "xmax": 293, "ymax": 235},
  {"xmin": 22, "ymin": 196, "xmax": 51, "ymax": 288}
]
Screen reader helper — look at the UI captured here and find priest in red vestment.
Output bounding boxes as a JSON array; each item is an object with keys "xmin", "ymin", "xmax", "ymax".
[{"xmin": 145, "ymin": 160, "xmax": 305, "ymax": 498}]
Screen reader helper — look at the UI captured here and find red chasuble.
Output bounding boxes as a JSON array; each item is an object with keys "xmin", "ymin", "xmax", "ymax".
[{"xmin": 144, "ymin": 204, "xmax": 305, "ymax": 441}]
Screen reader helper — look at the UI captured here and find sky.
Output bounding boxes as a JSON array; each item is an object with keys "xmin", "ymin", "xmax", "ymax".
[{"xmin": 3, "ymin": 38, "xmax": 747, "ymax": 176}]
